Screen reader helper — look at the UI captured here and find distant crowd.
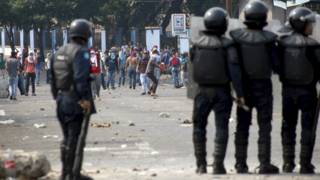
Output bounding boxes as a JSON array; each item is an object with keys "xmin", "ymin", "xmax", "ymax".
[{"xmin": 0, "ymin": 44, "xmax": 189, "ymax": 100}]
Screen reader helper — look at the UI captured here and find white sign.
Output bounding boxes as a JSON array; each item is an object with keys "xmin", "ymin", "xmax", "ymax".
[
  {"xmin": 171, "ymin": 14, "xmax": 186, "ymax": 36},
  {"xmin": 274, "ymin": 0, "xmax": 310, "ymax": 9},
  {"xmin": 179, "ymin": 37, "xmax": 189, "ymax": 54},
  {"xmin": 29, "ymin": 29, "xmax": 35, "ymax": 52},
  {"xmin": 146, "ymin": 27, "xmax": 160, "ymax": 52}
]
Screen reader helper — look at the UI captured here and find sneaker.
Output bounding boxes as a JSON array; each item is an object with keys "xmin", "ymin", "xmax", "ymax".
[
  {"xmin": 141, "ymin": 92, "xmax": 146, "ymax": 95},
  {"xmin": 32, "ymin": 93, "xmax": 36, "ymax": 96}
]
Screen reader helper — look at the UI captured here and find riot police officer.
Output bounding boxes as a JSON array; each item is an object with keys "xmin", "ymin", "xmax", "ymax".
[
  {"xmin": 190, "ymin": 7, "xmax": 243, "ymax": 174},
  {"xmin": 229, "ymin": 0, "xmax": 279, "ymax": 174},
  {"xmin": 278, "ymin": 7, "xmax": 320, "ymax": 174},
  {"xmin": 51, "ymin": 19, "xmax": 95, "ymax": 180}
]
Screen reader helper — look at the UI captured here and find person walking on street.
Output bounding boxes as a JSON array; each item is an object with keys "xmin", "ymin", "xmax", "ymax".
[
  {"xmin": 106, "ymin": 47, "xmax": 119, "ymax": 90},
  {"xmin": 278, "ymin": 7, "xmax": 320, "ymax": 174},
  {"xmin": 45, "ymin": 52, "xmax": 52, "ymax": 84},
  {"xmin": 229, "ymin": 0, "xmax": 279, "ymax": 174},
  {"xmin": 146, "ymin": 49, "xmax": 160, "ymax": 96},
  {"xmin": 24, "ymin": 52, "xmax": 37, "ymax": 96},
  {"xmin": 6, "ymin": 51, "xmax": 20, "ymax": 100},
  {"xmin": 170, "ymin": 51, "xmax": 182, "ymax": 88},
  {"xmin": 89, "ymin": 49, "xmax": 102, "ymax": 99},
  {"xmin": 126, "ymin": 52, "xmax": 138, "ymax": 89},
  {"xmin": 35, "ymin": 50, "xmax": 42, "ymax": 86},
  {"xmin": 16, "ymin": 53, "xmax": 25, "ymax": 95},
  {"xmin": 51, "ymin": 19, "xmax": 95, "ymax": 180},
  {"xmin": 137, "ymin": 50, "xmax": 150, "ymax": 95},
  {"xmin": 118, "ymin": 46, "xmax": 127, "ymax": 87}
]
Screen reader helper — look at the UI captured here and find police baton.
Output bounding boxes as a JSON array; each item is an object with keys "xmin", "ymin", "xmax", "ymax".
[{"xmin": 72, "ymin": 109, "xmax": 91, "ymax": 180}]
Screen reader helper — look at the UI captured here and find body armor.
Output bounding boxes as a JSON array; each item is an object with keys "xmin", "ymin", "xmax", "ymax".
[
  {"xmin": 230, "ymin": 29, "xmax": 277, "ymax": 80},
  {"xmin": 53, "ymin": 44, "xmax": 82, "ymax": 90},
  {"xmin": 278, "ymin": 33, "xmax": 319, "ymax": 85},
  {"xmin": 192, "ymin": 34, "xmax": 232, "ymax": 86}
]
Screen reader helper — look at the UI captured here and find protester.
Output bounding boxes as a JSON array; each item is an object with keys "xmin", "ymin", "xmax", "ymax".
[
  {"xmin": 45, "ymin": 52, "xmax": 51, "ymax": 84},
  {"xmin": 6, "ymin": 51, "xmax": 19, "ymax": 100},
  {"xmin": 90, "ymin": 49, "xmax": 102, "ymax": 99},
  {"xmin": 137, "ymin": 50, "xmax": 150, "ymax": 95},
  {"xmin": 106, "ymin": 47, "xmax": 119, "ymax": 90},
  {"xmin": 170, "ymin": 51, "xmax": 182, "ymax": 88},
  {"xmin": 146, "ymin": 48, "xmax": 160, "ymax": 96},
  {"xmin": 24, "ymin": 52, "xmax": 37, "ymax": 96},
  {"xmin": 126, "ymin": 52, "xmax": 138, "ymax": 89},
  {"xmin": 118, "ymin": 46, "xmax": 127, "ymax": 87}
]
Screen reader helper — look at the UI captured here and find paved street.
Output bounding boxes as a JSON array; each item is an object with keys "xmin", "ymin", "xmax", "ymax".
[{"xmin": 0, "ymin": 77, "xmax": 319, "ymax": 180}]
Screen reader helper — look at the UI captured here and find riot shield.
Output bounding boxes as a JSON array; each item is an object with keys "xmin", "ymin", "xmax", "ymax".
[{"xmin": 311, "ymin": 14, "xmax": 320, "ymax": 42}]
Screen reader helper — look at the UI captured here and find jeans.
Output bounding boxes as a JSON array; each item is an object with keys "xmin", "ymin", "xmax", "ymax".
[
  {"xmin": 107, "ymin": 70, "xmax": 116, "ymax": 89},
  {"xmin": 91, "ymin": 74, "xmax": 101, "ymax": 98},
  {"xmin": 118, "ymin": 67, "xmax": 126, "ymax": 87},
  {"xmin": 25, "ymin": 72, "xmax": 36, "ymax": 94},
  {"xmin": 128, "ymin": 68, "xmax": 136, "ymax": 89},
  {"xmin": 171, "ymin": 67, "xmax": 180, "ymax": 87},
  {"xmin": 140, "ymin": 73, "xmax": 149, "ymax": 93},
  {"xmin": 147, "ymin": 72, "xmax": 158, "ymax": 94},
  {"xmin": 101, "ymin": 73, "xmax": 106, "ymax": 89},
  {"xmin": 35, "ymin": 68, "xmax": 41, "ymax": 85},
  {"xmin": 9, "ymin": 76, "xmax": 18, "ymax": 98},
  {"xmin": 18, "ymin": 74, "xmax": 25, "ymax": 95}
]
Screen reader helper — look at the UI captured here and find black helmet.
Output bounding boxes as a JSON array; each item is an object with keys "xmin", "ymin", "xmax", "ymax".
[
  {"xmin": 289, "ymin": 7, "xmax": 315, "ymax": 33},
  {"xmin": 204, "ymin": 7, "xmax": 228, "ymax": 35},
  {"xmin": 69, "ymin": 19, "xmax": 92, "ymax": 40},
  {"xmin": 244, "ymin": 0, "xmax": 268, "ymax": 28}
]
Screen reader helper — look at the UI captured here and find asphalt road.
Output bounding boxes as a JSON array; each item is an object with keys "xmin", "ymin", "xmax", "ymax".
[{"xmin": 0, "ymin": 76, "xmax": 319, "ymax": 180}]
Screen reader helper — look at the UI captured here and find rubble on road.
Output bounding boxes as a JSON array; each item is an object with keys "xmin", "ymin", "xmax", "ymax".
[
  {"xmin": 0, "ymin": 150, "xmax": 51, "ymax": 179},
  {"xmin": 159, "ymin": 112, "xmax": 170, "ymax": 118},
  {"xmin": 128, "ymin": 121, "xmax": 135, "ymax": 126},
  {"xmin": 42, "ymin": 135, "xmax": 59, "ymax": 139},
  {"xmin": 34, "ymin": 123, "xmax": 47, "ymax": 129},
  {"xmin": 0, "ymin": 119, "xmax": 15, "ymax": 125},
  {"xmin": 0, "ymin": 110, "xmax": 5, "ymax": 116},
  {"xmin": 90, "ymin": 122, "xmax": 111, "ymax": 128}
]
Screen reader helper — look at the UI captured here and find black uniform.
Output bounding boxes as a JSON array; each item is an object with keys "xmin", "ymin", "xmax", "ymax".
[
  {"xmin": 190, "ymin": 7, "xmax": 243, "ymax": 175},
  {"xmin": 51, "ymin": 42, "xmax": 96, "ymax": 179},
  {"xmin": 278, "ymin": 7, "xmax": 320, "ymax": 174}
]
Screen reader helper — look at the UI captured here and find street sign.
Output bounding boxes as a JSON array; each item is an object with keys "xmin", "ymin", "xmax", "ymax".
[
  {"xmin": 274, "ymin": 0, "xmax": 310, "ymax": 9},
  {"xmin": 171, "ymin": 14, "xmax": 186, "ymax": 36}
]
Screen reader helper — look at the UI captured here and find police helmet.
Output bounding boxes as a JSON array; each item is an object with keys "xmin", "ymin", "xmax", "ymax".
[
  {"xmin": 244, "ymin": 0, "xmax": 268, "ymax": 28},
  {"xmin": 289, "ymin": 7, "xmax": 315, "ymax": 33},
  {"xmin": 204, "ymin": 7, "xmax": 228, "ymax": 35},
  {"xmin": 69, "ymin": 19, "xmax": 92, "ymax": 40}
]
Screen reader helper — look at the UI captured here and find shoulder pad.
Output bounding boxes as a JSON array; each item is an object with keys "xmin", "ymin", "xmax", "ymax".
[
  {"xmin": 279, "ymin": 33, "xmax": 320, "ymax": 47},
  {"xmin": 230, "ymin": 28, "xmax": 277, "ymax": 44},
  {"xmin": 194, "ymin": 33, "xmax": 230, "ymax": 48}
]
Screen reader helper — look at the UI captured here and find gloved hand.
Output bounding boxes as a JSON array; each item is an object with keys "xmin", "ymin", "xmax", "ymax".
[{"xmin": 78, "ymin": 100, "xmax": 91, "ymax": 114}]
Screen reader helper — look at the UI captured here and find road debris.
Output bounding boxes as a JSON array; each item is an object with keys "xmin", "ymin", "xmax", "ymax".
[
  {"xmin": 128, "ymin": 121, "xmax": 135, "ymax": 126},
  {"xmin": 34, "ymin": 123, "xmax": 47, "ymax": 129},
  {"xmin": 182, "ymin": 119, "xmax": 192, "ymax": 124},
  {"xmin": 42, "ymin": 135, "xmax": 59, "ymax": 139},
  {"xmin": 40, "ymin": 108, "xmax": 45, "ymax": 111},
  {"xmin": 0, "ymin": 110, "xmax": 5, "ymax": 116},
  {"xmin": 90, "ymin": 122, "xmax": 111, "ymax": 128},
  {"xmin": 0, "ymin": 119, "xmax": 15, "ymax": 125},
  {"xmin": 159, "ymin": 112, "xmax": 170, "ymax": 118},
  {"xmin": 0, "ymin": 150, "xmax": 51, "ymax": 179},
  {"xmin": 121, "ymin": 144, "xmax": 127, "ymax": 149}
]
